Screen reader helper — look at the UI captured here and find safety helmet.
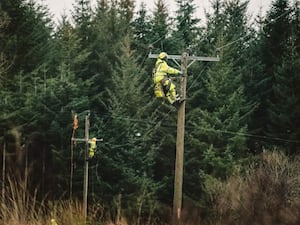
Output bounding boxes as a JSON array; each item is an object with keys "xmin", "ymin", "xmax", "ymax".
[
  {"xmin": 158, "ymin": 52, "xmax": 168, "ymax": 60},
  {"xmin": 92, "ymin": 137, "xmax": 97, "ymax": 142}
]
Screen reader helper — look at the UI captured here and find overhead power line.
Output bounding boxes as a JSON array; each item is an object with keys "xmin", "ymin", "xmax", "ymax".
[
  {"xmin": 218, "ymin": 7, "xmax": 293, "ymax": 50},
  {"xmin": 92, "ymin": 112, "xmax": 300, "ymax": 144}
]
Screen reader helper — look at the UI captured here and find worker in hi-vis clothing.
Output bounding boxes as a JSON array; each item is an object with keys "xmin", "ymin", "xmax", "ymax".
[
  {"xmin": 152, "ymin": 52, "xmax": 183, "ymax": 106},
  {"xmin": 89, "ymin": 137, "xmax": 97, "ymax": 158}
]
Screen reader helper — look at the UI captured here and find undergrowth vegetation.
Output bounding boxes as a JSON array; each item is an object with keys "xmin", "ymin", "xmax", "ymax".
[
  {"xmin": 202, "ymin": 151, "xmax": 300, "ymax": 225},
  {"xmin": 1, "ymin": 151, "xmax": 299, "ymax": 225}
]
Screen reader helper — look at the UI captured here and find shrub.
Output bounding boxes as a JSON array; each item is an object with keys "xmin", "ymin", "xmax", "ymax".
[{"xmin": 204, "ymin": 150, "xmax": 300, "ymax": 225}]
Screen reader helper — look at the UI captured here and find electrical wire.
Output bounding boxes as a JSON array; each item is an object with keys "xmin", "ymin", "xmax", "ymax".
[
  {"xmin": 186, "ymin": 66, "xmax": 208, "ymax": 93},
  {"xmin": 15, "ymin": 1, "xmax": 296, "ymax": 147},
  {"xmin": 217, "ymin": 7, "xmax": 293, "ymax": 50},
  {"xmin": 148, "ymin": 4, "xmax": 198, "ymax": 49},
  {"xmin": 83, "ymin": 111, "xmax": 300, "ymax": 145},
  {"xmin": 189, "ymin": 125, "xmax": 300, "ymax": 144}
]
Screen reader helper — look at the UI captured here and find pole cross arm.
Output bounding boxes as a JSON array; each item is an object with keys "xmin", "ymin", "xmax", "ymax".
[
  {"xmin": 72, "ymin": 138, "xmax": 103, "ymax": 142},
  {"xmin": 148, "ymin": 53, "xmax": 219, "ymax": 61},
  {"xmin": 188, "ymin": 56, "xmax": 219, "ymax": 68},
  {"xmin": 189, "ymin": 55, "xmax": 219, "ymax": 61},
  {"xmin": 148, "ymin": 53, "xmax": 182, "ymax": 60},
  {"xmin": 149, "ymin": 53, "xmax": 219, "ymax": 69},
  {"xmin": 149, "ymin": 53, "xmax": 182, "ymax": 67}
]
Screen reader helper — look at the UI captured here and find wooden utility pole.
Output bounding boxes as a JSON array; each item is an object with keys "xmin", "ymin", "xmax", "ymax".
[
  {"xmin": 149, "ymin": 49, "xmax": 219, "ymax": 225},
  {"xmin": 83, "ymin": 112, "xmax": 90, "ymax": 221},
  {"xmin": 173, "ymin": 52, "xmax": 187, "ymax": 225},
  {"xmin": 71, "ymin": 111, "xmax": 102, "ymax": 223}
]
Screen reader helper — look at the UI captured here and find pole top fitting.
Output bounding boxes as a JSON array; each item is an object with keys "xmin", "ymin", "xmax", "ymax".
[
  {"xmin": 182, "ymin": 52, "xmax": 189, "ymax": 58},
  {"xmin": 148, "ymin": 45, "xmax": 154, "ymax": 55},
  {"xmin": 216, "ymin": 48, "xmax": 220, "ymax": 57},
  {"xmin": 186, "ymin": 47, "xmax": 191, "ymax": 55}
]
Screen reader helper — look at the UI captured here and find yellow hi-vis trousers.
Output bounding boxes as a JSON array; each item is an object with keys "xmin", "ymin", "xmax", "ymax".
[
  {"xmin": 163, "ymin": 79, "xmax": 177, "ymax": 104},
  {"xmin": 154, "ymin": 78, "xmax": 177, "ymax": 104}
]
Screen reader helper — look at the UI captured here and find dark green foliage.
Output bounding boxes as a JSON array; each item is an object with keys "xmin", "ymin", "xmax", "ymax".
[
  {"xmin": 266, "ymin": 38, "xmax": 300, "ymax": 154},
  {"xmin": 90, "ymin": 37, "xmax": 160, "ymax": 210},
  {"xmin": 262, "ymin": 0, "xmax": 291, "ymax": 75},
  {"xmin": 0, "ymin": 0, "xmax": 299, "ymax": 221},
  {"xmin": 186, "ymin": 60, "xmax": 250, "ymax": 180},
  {"xmin": 173, "ymin": 0, "xmax": 201, "ymax": 50},
  {"xmin": 131, "ymin": 2, "xmax": 152, "ymax": 56},
  {"xmin": 0, "ymin": 0, "xmax": 53, "ymax": 76},
  {"xmin": 183, "ymin": 0, "xmax": 254, "ymax": 201},
  {"xmin": 252, "ymin": 0, "xmax": 300, "ymax": 153},
  {"xmin": 149, "ymin": 0, "xmax": 171, "ymax": 51}
]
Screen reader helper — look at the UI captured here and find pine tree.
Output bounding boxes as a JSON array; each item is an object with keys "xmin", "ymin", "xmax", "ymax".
[
  {"xmin": 0, "ymin": 9, "xmax": 11, "ymax": 119},
  {"xmin": 268, "ymin": 58, "xmax": 300, "ymax": 154},
  {"xmin": 54, "ymin": 14, "xmax": 89, "ymax": 82},
  {"xmin": 0, "ymin": 0, "xmax": 54, "ymax": 132},
  {"xmin": 118, "ymin": 0, "xmax": 134, "ymax": 31},
  {"xmin": 72, "ymin": 0, "xmax": 93, "ymax": 48},
  {"xmin": 71, "ymin": 0, "xmax": 96, "ymax": 83},
  {"xmin": 0, "ymin": 0, "xmax": 59, "ymax": 197},
  {"xmin": 88, "ymin": 0, "xmax": 124, "ymax": 113},
  {"xmin": 262, "ymin": 0, "xmax": 291, "ymax": 75},
  {"xmin": 173, "ymin": 0, "xmax": 201, "ymax": 51},
  {"xmin": 150, "ymin": 0, "xmax": 170, "ymax": 51},
  {"xmin": 131, "ymin": 2, "xmax": 152, "ymax": 55},
  {"xmin": 257, "ymin": 0, "xmax": 294, "ymax": 149},
  {"xmin": 1, "ymin": 0, "xmax": 53, "ymax": 79},
  {"xmin": 94, "ymin": 36, "xmax": 159, "ymax": 207},
  {"xmin": 266, "ymin": 16, "xmax": 300, "ymax": 154},
  {"xmin": 186, "ymin": 61, "xmax": 250, "ymax": 177},
  {"xmin": 241, "ymin": 12, "xmax": 266, "ymax": 152},
  {"xmin": 184, "ymin": 1, "xmax": 254, "ymax": 200}
]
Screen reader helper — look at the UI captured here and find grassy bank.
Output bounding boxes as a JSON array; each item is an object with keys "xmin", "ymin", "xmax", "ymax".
[{"xmin": 1, "ymin": 151, "xmax": 299, "ymax": 225}]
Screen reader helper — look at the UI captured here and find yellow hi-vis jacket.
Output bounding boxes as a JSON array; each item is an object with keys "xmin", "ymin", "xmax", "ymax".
[
  {"xmin": 153, "ymin": 58, "xmax": 181, "ymax": 84},
  {"xmin": 89, "ymin": 138, "xmax": 97, "ymax": 158}
]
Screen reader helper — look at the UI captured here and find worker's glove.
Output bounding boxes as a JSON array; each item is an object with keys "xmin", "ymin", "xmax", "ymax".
[{"xmin": 179, "ymin": 70, "xmax": 186, "ymax": 77}]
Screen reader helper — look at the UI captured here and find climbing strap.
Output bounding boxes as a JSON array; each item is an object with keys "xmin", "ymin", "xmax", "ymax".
[{"xmin": 160, "ymin": 77, "xmax": 171, "ymax": 94}]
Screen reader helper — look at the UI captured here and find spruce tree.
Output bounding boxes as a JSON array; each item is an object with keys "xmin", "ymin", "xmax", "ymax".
[
  {"xmin": 118, "ymin": 0, "xmax": 134, "ymax": 32},
  {"xmin": 94, "ymin": 36, "xmax": 159, "ymax": 208},
  {"xmin": 266, "ymin": 6, "xmax": 300, "ymax": 154},
  {"xmin": 150, "ymin": 0, "xmax": 171, "ymax": 51},
  {"xmin": 50, "ymin": 14, "xmax": 94, "ymax": 197},
  {"xmin": 131, "ymin": 2, "xmax": 152, "ymax": 56},
  {"xmin": 267, "ymin": 52, "xmax": 300, "ymax": 154},
  {"xmin": 0, "ymin": 9, "xmax": 10, "ymax": 119},
  {"xmin": 89, "ymin": 0, "xmax": 132, "ymax": 113},
  {"xmin": 0, "ymin": 0, "xmax": 57, "ymax": 197},
  {"xmin": 0, "ymin": 0, "xmax": 53, "ymax": 132},
  {"xmin": 184, "ymin": 1, "xmax": 253, "ymax": 200},
  {"xmin": 255, "ymin": 0, "xmax": 295, "ymax": 149},
  {"xmin": 1, "ymin": 0, "xmax": 53, "ymax": 80},
  {"xmin": 173, "ymin": 0, "xmax": 201, "ymax": 51},
  {"xmin": 262, "ymin": 0, "xmax": 291, "ymax": 75}
]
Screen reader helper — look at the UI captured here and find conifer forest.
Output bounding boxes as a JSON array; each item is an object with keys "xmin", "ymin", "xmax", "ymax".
[{"xmin": 0, "ymin": 0, "xmax": 299, "ymax": 224}]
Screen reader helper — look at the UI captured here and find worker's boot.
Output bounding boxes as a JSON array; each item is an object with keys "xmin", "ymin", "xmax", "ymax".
[{"xmin": 172, "ymin": 94, "xmax": 186, "ymax": 108}]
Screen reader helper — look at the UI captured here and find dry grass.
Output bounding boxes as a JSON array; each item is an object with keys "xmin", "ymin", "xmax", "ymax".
[
  {"xmin": 0, "ymin": 177, "xmax": 92, "ymax": 225},
  {"xmin": 0, "ymin": 177, "xmax": 44, "ymax": 225},
  {"xmin": 47, "ymin": 200, "xmax": 87, "ymax": 225},
  {"xmin": 1, "ymin": 150, "xmax": 299, "ymax": 225},
  {"xmin": 204, "ymin": 150, "xmax": 300, "ymax": 225}
]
